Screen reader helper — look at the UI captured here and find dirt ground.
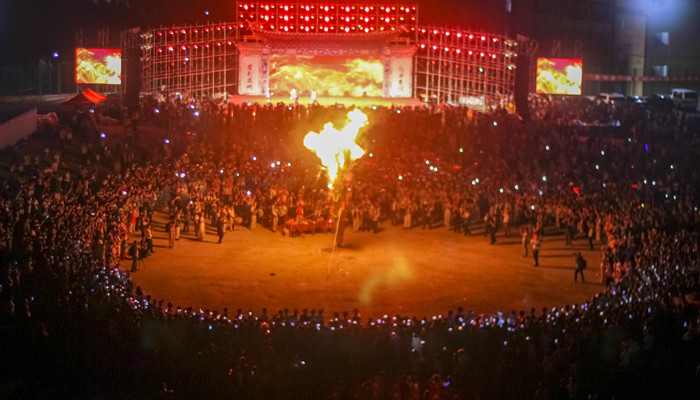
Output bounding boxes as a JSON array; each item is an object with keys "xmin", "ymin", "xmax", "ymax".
[{"xmin": 120, "ymin": 218, "xmax": 603, "ymax": 319}]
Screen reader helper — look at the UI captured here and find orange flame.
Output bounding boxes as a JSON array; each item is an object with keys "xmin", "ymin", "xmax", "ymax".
[{"xmin": 304, "ymin": 109, "xmax": 367, "ymax": 189}]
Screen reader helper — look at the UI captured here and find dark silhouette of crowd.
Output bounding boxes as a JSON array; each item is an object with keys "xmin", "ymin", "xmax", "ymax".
[{"xmin": 0, "ymin": 93, "xmax": 699, "ymax": 399}]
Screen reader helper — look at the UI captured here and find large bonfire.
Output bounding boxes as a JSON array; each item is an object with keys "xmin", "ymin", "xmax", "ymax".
[
  {"xmin": 303, "ymin": 109, "xmax": 367, "ymax": 189},
  {"xmin": 304, "ymin": 109, "xmax": 368, "ymax": 248}
]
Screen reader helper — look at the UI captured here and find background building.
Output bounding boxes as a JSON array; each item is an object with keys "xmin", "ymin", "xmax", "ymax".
[{"xmin": 509, "ymin": 0, "xmax": 700, "ymax": 96}]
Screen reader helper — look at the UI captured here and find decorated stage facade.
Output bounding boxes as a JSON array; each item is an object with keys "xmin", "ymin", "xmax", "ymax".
[
  {"xmin": 237, "ymin": 26, "xmax": 415, "ymax": 98},
  {"xmin": 134, "ymin": 1, "xmax": 518, "ymax": 108}
]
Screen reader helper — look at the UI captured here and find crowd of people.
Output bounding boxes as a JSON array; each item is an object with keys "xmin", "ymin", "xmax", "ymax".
[{"xmin": 0, "ymin": 92, "xmax": 698, "ymax": 399}]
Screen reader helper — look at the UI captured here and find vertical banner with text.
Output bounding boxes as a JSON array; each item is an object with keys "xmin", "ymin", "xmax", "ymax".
[
  {"xmin": 389, "ymin": 57, "xmax": 412, "ymax": 97},
  {"xmin": 239, "ymin": 55, "xmax": 261, "ymax": 95}
]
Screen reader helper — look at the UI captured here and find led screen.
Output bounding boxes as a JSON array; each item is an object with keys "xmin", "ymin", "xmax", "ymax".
[
  {"xmin": 75, "ymin": 48, "xmax": 122, "ymax": 84},
  {"xmin": 269, "ymin": 55, "xmax": 383, "ymax": 98},
  {"xmin": 536, "ymin": 58, "xmax": 582, "ymax": 95}
]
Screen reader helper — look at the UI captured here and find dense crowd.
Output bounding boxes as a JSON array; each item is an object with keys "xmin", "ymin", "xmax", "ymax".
[{"xmin": 0, "ymin": 93, "xmax": 699, "ymax": 399}]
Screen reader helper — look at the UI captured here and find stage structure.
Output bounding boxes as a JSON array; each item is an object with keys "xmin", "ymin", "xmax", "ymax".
[
  {"xmin": 136, "ymin": 2, "xmax": 523, "ymax": 107},
  {"xmin": 234, "ymin": 2, "xmax": 417, "ymax": 99},
  {"xmin": 414, "ymin": 27, "xmax": 517, "ymax": 108},
  {"xmin": 139, "ymin": 22, "xmax": 239, "ymax": 98},
  {"xmin": 75, "ymin": 28, "xmax": 131, "ymax": 95}
]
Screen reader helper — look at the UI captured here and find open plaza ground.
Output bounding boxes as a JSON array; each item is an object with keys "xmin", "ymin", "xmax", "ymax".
[{"xmin": 121, "ymin": 218, "xmax": 602, "ymax": 319}]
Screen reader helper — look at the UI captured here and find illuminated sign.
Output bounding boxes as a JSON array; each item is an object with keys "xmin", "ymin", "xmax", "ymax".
[
  {"xmin": 75, "ymin": 48, "xmax": 122, "ymax": 84},
  {"xmin": 536, "ymin": 58, "xmax": 582, "ymax": 95}
]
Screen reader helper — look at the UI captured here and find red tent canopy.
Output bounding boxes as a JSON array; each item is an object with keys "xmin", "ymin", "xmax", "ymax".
[
  {"xmin": 82, "ymin": 88, "xmax": 106, "ymax": 102},
  {"xmin": 62, "ymin": 89, "xmax": 106, "ymax": 106}
]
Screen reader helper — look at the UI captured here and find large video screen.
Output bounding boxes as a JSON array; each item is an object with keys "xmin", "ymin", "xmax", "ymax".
[
  {"xmin": 75, "ymin": 48, "xmax": 122, "ymax": 84},
  {"xmin": 535, "ymin": 58, "xmax": 582, "ymax": 95},
  {"xmin": 269, "ymin": 55, "xmax": 383, "ymax": 98}
]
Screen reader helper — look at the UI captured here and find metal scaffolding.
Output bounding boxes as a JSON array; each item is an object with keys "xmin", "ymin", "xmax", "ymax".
[
  {"xmin": 140, "ymin": 22, "xmax": 238, "ymax": 98},
  {"xmin": 414, "ymin": 27, "xmax": 518, "ymax": 108}
]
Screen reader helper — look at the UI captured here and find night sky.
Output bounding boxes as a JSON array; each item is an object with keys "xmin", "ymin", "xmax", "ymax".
[{"xmin": 0, "ymin": 0, "xmax": 509, "ymax": 63}]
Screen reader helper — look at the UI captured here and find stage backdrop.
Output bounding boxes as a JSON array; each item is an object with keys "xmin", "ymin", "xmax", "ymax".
[
  {"xmin": 237, "ymin": 42, "xmax": 415, "ymax": 98},
  {"xmin": 269, "ymin": 55, "xmax": 383, "ymax": 98}
]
